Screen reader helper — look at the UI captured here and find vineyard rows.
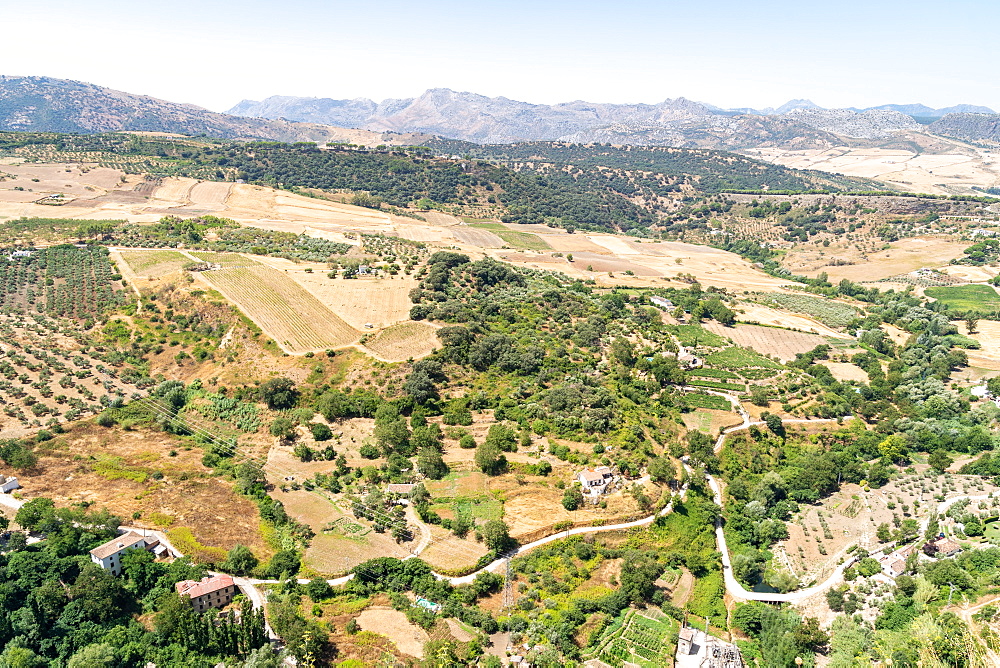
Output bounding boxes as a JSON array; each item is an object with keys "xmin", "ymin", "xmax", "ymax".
[
  {"xmin": 758, "ymin": 292, "xmax": 859, "ymax": 328},
  {"xmin": 193, "ymin": 262, "xmax": 359, "ymax": 353},
  {"xmin": 591, "ymin": 609, "xmax": 677, "ymax": 668}
]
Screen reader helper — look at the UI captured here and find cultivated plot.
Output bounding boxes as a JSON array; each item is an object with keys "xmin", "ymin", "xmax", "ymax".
[
  {"xmin": 702, "ymin": 322, "xmax": 831, "ymax": 362},
  {"xmin": 363, "ymin": 321, "xmax": 440, "ymax": 362},
  {"xmin": 117, "ymin": 249, "xmax": 191, "ymax": 278},
  {"xmin": 190, "ymin": 254, "xmax": 360, "ymax": 353}
]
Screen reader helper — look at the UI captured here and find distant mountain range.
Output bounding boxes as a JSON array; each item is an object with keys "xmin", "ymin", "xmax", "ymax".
[
  {"xmin": 228, "ymin": 88, "xmax": 1000, "ymax": 147},
  {"xmin": 0, "ymin": 76, "xmax": 433, "ymax": 145},
  {"xmin": 706, "ymin": 99, "xmax": 995, "ymax": 119},
  {"xmin": 1, "ymin": 75, "xmax": 999, "ymax": 151}
]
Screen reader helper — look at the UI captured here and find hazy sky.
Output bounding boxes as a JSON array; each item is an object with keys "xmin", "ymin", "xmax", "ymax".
[{"xmin": 9, "ymin": 0, "xmax": 998, "ymax": 112}]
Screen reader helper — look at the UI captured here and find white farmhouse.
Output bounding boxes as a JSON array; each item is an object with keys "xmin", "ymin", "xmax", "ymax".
[
  {"xmin": 89, "ymin": 532, "xmax": 158, "ymax": 576},
  {"xmin": 0, "ymin": 474, "xmax": 19, "ymax": 493},
  {"xmin": 577, "ymin": 466, "xmax": 614, "ymax": 501}
]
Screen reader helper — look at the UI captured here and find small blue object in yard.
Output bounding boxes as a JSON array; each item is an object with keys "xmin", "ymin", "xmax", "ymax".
[{"xmin": 415, "ymin": 597, "xmax": 441, "ymax": 613}]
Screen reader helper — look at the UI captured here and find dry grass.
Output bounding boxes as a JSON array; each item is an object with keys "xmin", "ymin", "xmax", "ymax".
[
  {"xmin": 736, "ymin": 303, "xmax": 849, "ymax": 338},
  {"xmin": 23, "ymin": 422, "xmax": 270, "ymax": 558},
  {"xmin": 787, "ymin": 237, "xmax": 971, "ymax": 282},
  {"xmin": 272, "ymin": 489, "xmax": 410, "ymax": 574},
  {"xmin": 363, "ymin": 321, "xmax": 440, "ymax": 362},
  {"xmin": 286, "ymin": 272, "xmax": 417, "ymax": 330},
  {"xmin": 117, "ymin": 249, "xmax": 191, "ymax": 278},
  {"xmin": 681, "ymin": 409, "xmax": 742, "ymax": 435},
  {"xmin": 356, "ymin": 607, "xmax": 430, "ymax": 658},
  {"xmin": 955, "ymin": 320, "xmax": 1000, "ymax": 372},
  {"xmin": 452, "ymin": 227, "xmax": 504, "ymax": 248},
  {"xmin": 822, "ymin": 362, "xmax": 870, "ymax": 382}
]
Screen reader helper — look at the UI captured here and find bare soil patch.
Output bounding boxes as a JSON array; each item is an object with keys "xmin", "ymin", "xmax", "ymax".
[{"xmin": 356, "ymin": 607, "xmax": 429, "ymax": 658}]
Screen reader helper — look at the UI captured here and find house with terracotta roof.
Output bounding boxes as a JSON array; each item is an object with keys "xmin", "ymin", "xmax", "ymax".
[
  {"xmin": 176, "ymin": 575, "xmax": 238, "ymax": 612},
  {"xmin": 89, "ymin": 532, "xmax": 159, "ymax": 576},
  {"xmin": 578, "ymin": 466, "xmax": 615, "ymax": 501},
  {"xmin": 923, "ymin": 537, "xmax": 962, "ymax": 558}
]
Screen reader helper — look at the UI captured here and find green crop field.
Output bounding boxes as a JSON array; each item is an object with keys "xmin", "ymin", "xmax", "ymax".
[
  {"xmin": 761, "ymin": 292, "xmax": 859, "ymax": 327},
  {"xmin": 706, "ymin": 346, "xmax": 784, "ymax": 370},
  {"xmin": 589, "ymin": 609, "xmax": 679, "ymax": 668},
  {"xmin": 667, "ymin": 324, "xmax": 728, "ymax": 348},
  {"xmin": 470, "ymin": 222, "xmax": 552, "ymax": 251},
  {"xmin": 683, "ymin": 392, "xmax": 733, "ymax": 411},
  {"xmin": 925, "ymin": 284, "xmax": 1000, "ymax": 311},
  {"xmin": 690, "ymin": 379, "xmax": 747, "ymax": 392}
]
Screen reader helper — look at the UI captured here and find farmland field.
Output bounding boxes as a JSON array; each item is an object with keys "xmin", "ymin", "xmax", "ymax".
[
  {"xmin": 118, "ymin": 249, "xmax": 190, "ymax": 278},
  {"xmin": 190, "ymin": 255, "xmax": 360, "ymax": 353},
  {"xmin": 452, "ymin": 226, "xmax": 504, "ymax": 248},
  {"xmin": 286, "ymin": 272, "xmax": 418, "ymax": 330},
  {"xmin": 703, "ymin": 322, "xmax": 830, "ymax": 361},
  {"xmin": 666, "ymin": 324, "xmax": 729, "ymax": 348},
  {"xmin": 470, "ymin": 222, "xmax": 552, "ymax": 251},
  {"xmin": 925, "ymin": 284, "xmax": 1000, "ymax": 311},
  {"xmin": 705, "ymin": 346, "xmax": 784, "ymax": 370},
  {"xmin": 683, "ymin": 392, "xmax": 734, "ymax": 411},
  {"xmin": 758, "ymin": 292, "xmax": 859, "ymax": 327},
  {"xmin": 363, "ymin": 321, "xmax": 439, "ymax": 362},
  {"xmin": 589, "ymin": 608, "xmax": 679, "ymax": 668},
  {"xmin": 689, "ymin": 379, "xmax": 746, "ymax": 392}
]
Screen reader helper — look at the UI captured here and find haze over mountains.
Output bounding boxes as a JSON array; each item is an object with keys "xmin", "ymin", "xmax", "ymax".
[
  {"xmin": 227, "ymin": 88, "xmax": 999, "ymax": 146},
  {"xmin": 1, "ymin": 75, "xmax": 1000, "ymax": 152}
]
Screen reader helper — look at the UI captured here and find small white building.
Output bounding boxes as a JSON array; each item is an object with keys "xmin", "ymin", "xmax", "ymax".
[
  {"xmin": 89, "ymin": 532, "xmax": 158, "ymax": 576},
  {"xmin": 677, "ymin": 351, "xmax": 703, "ymax": 369},
  {"xmin": 578, "ymin": 466, "xmax": 614, "ymax": 501},
  {"xmin": 0, "ymin": 474, "xmax": 19, "ymax": 493},
  {"xmin": 650, "ymin": 296, "xmax": 675, "ymax": 310}
]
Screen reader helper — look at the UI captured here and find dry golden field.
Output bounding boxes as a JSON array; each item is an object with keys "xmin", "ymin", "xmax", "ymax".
[
  {"xmin": 362, "ymin": 321, "xmax": 440, "ymax": 362},
  {"xmin": 785, "ymin": 237, "xmax": 971, "ymax": 282},
  {"xmin": 117, "ymin": 249, "xmax": 191, "ymax": 278},
  {"xmin": 188, "ymin": 254, "xmax": 360, "ymax": 353},
  {"xmin": 744, "ymin": 142, "xmax": 1000, "ymax": 196}
]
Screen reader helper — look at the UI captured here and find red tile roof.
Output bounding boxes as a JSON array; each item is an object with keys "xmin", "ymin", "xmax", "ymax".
[{"xmin": 176, "ymin": 575, "xmax": 235, "ymax": 600}]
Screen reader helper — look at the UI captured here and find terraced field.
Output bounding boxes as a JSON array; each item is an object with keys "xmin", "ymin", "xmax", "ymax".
[{"xmin": 191, "ymin": 255, "xmax": 359, "ymax": 353}]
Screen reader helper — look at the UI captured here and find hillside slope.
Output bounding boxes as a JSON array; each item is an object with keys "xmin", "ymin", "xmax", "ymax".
[
  {"xmin": 931, "ymin": 113, "xmax": 1000, "ymax": 144},
  {"xmin": 0, "ymin": 75, "xmax": 432, "ymax": 146}
]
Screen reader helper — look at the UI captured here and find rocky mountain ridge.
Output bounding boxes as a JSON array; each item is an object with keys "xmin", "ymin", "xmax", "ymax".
[
  {"xmin": 229, "ymin": 88, "xmax": 997, "ymax": 147},
  {"xmin": 0, "ymin": 75, "xmax": 432, "ymax": 146}
]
